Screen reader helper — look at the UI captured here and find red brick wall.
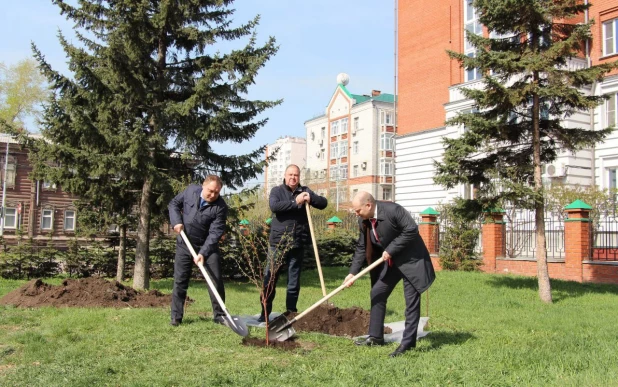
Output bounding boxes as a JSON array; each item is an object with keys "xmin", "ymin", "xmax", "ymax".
[{"xmin": 398, "ymin": 0, "xmax": 463, "ymax": 135}]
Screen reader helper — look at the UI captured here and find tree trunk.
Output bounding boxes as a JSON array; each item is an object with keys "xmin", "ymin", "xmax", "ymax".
[
  {"xmin": 532, "ymin": 71, "xmax": 553, "ymax": 304},
  {"xmin": 116, "ymin": 224, "xmax": 127, "ymax": 282},
  {"xmin": 133, "ymin": 178, "xmax": 152, "ymax": 289}
]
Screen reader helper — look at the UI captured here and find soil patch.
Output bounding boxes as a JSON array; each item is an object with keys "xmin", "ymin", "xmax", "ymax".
[
  {"xmin": 0, "ymin": 277, "xmax": 178, "ymax": 308},
  {"xmin": 242, "ymin": 337, "xmax": 301, "ymax": 350},
  {"xmin": 286, "ymin": 304, "xmax": 392, "ymax": 338}
]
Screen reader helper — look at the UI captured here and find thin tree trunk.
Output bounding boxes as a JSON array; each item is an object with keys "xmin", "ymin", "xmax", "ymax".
[
  {"xmin": 532, "ymin": 70, "xmax": 553, "ymax": 304},
  {"xmin": 116, "ymin": 224, "xmax": 127, "ymax": 282},
  {"xmin": 133, "ymin": 178, "xmax": 152, "ymax": 289}
]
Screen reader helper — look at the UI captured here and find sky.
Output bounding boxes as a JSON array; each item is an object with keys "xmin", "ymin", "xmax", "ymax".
[{"xmin": 0, "ymin": 0, "xmax": 397, "ymax": 189}]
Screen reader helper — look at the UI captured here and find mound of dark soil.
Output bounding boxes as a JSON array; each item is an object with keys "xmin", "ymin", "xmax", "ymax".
[
  {"xmin": 0, "ymin": 277, "xmax": 175, "ymax": 308},
  {"xmin": 288, "ymin": 304, "xmax": 392, "ymax": 337}
]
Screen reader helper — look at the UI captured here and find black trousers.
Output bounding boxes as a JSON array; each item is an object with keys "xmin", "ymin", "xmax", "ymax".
[
  {"xmin": 369, "ymin": 261, "xmax": 421, "ymax": 349},
  {"xmin": 171, "ymin": 246, "xmax": 225, "ymax": 321},
  {"xmin": 260, "ymin": 245, "xmax": 305, "ymax": 317}
]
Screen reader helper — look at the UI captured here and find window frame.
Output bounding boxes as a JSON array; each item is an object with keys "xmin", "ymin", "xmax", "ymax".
[
  {"xmin": 64, "ymin": 210, "xmax": 76, "ymax": 231},
  {"xmin": 331, "ymin": 120, "xmax": 339, "ymax": 136},
  {"xmin": 380, "ymin": 133, "xmax": 395, "ymax": 151},
  {"xmin": 41, "ymin": 209, "xmax": 54, "ymax": 230},
  {"xmin": 3, "ymin": 207, "xmax": 17, "ymax": 229},
  {"xmin": 603, "ymin": 19, "xmax": 618, "ymax": 57}
]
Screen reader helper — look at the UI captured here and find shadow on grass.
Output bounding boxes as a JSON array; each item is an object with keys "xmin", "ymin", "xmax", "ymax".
[
  {"xmin": 486, "ymin": 275, "xmax": 618, "ymax": 302},
  {"xmin": 419, "ymin": 330, "xmax": 475, "ymax": 351}
]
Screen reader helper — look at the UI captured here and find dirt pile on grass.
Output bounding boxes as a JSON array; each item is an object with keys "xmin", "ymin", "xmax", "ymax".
[
  {"xmin": 0, "ymin": 277, "xmax": 174, "ymax": 308},
  {"xmin": 289, "ymin": 304, "xmax": 392, "ymax": 337}
]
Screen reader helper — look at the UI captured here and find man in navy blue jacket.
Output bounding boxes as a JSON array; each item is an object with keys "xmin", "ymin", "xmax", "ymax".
[
  {"xmin": 168, "ymin": 175, "xmax": 228, "ymax": 326},
  {"xmin": 259, "ymin": 164, "xmax": 328, "ymax": 322}
]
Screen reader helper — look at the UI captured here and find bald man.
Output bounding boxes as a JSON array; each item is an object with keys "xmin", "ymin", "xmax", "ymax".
[{"xmin": 345, "ymin": 191, "xmax": 435, "ymax": 357}]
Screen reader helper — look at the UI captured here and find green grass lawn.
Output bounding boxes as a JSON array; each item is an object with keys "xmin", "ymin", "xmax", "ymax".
[{"xmin": 1, "ymin": 268, "xmax": 618, "ymax": 386}]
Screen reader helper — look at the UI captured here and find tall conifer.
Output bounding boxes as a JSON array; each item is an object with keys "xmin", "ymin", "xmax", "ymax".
[
  {"xmin": 30, "ymin": 0, "xmax": 279, "ymax": 289},
  {"xmin": 435, "ymin": 0, "xmax": 617, "ymax": 302}
]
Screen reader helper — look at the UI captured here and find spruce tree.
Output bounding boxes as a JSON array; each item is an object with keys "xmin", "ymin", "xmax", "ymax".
[
  {"xmin": 29, "ymin": 0, "xmax": 280, "ymax": 289},
  {"xmin": 435, "ymin": 0, "xmax": 618, "ymax": 302}
]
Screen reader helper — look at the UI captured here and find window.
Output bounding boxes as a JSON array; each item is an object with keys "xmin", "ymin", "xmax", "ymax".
[
  {"xmin": 339, "ymin": 141, "xmax": 347, "ymax": 157},
  {"xmin": 41, "ymin": 209, "xmax": 53, "ymax": 230},
  {"xmin": 380, "ymin": 133, "xmax": 395, "ymax": 151},
  {"xmin": 610, "ymin": 168, "xmax": 617, "ymax": 190},
  {"xmin": 607, "ymin": 93, "xmax": 617, "ymax": 127},
  {"xmin": 341, "ymin": 118, "xmax": 348, "ymax": 133},
  {"xmin": 353, "ymin": 165, "xmax": 359, "ymax": 177},
  {"xmin": 331, "ymin": 120, "xmax": 339, "ymax": 136},
  {"xmin": 330, "ymin": 142, "xmax": 339, "ymax": 159},
  {"xmin": 382, "ymin": 187, "xmax": 393, "ymax": 201},
  {"xmin": 43, "ymin": 180, "xmax": 56, "ymax": 190},
  {"xmin": 380, "ymin": 159, "xmax": 394, "ymax": 176},
  {"xmin": 354, "ymin": 117, "xmax": 359, "ymax": 131},
  {"xmin": 330, "ymin": 166, "xmax": 339, "ymax": 180},
  {"xmin": 339, "ymin": 164, "xmax": 348, "ymax": 179},
  {"xmin": 3, "ymin": 207, "xmax": 17, "ymax": 229},
  {"xmin": 0, "ymin": 156, "xmax": 16, "ymax": 188},
  {"xmin": 464, "ymin": 0, "xmax": 482, "ymax": 81},
  {"xmin": 321, "ymin": 127, "xmax": 326, "ymax": 138},
  {"xmin": 603, "ymin": 19, "xmax": 618, "ymax": 56},
  {"xmin": 353, "ymin": 141, "xmax": 359, "ymax": 154},
  {"xmin": 64, "ymin": 210, "xmax": 76, "ymax": 231}
]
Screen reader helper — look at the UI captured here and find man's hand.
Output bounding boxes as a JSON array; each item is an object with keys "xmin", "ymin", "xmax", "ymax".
[
  {"xmin": 382, "ymin": 250, "xmax": 392, "ymax": 262},
  {"xmin": 194, "ymin": 254, "xmax": 204, "ymax": 266},
  {"xmin": 344, "ymin": 273, "xmax": 355, "ymax": 288},
  {"xmin": 295, "ymin": 192, "xmax": 310, "ymax": 205},
  {"xmin": 173, "ymin": 224, "xmax": 184, "ymax": 234}
]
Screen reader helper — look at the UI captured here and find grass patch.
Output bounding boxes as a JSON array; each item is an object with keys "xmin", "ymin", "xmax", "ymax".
[{"xmin": 1, "ymin": 268, "xmax": 618, "ymax": 386}]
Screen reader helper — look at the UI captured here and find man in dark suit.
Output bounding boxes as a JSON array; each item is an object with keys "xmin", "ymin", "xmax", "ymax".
[
  {"xmin": 258, "ymin": 164, "xmax": 328, "ymax": 322},
  {"xmin": 345, "ymin": 191, "xmax": 436, "ymax": 357},
  {"xmin": 168, "ymin": 175, "xmax": 228, "ymax": 326}
]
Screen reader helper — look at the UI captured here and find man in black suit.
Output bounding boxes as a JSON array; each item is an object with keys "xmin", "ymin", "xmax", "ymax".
[
  {"xmin": 168, "ymin": 175, "xmax": 228, "ymax": 326},
  {"xmin": 258, "ymin": 164, "xmax": 328, "ymax": 322},
  {"xmin": 345, "ymin": 191, "xmax": 436, "ymax": 357}
]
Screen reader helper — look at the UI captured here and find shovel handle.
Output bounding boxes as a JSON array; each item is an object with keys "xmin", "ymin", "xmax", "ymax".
[
  {"xmin": 179, "ymin": 230, "xmax": 237, "ymax": 328},
  {"xmin": 306, "ymin": 205, "xmax": 327, "ymax": 297},
  {"xmin": 292, "ymin": 257, "xmax": 386, "ymax": 323}
]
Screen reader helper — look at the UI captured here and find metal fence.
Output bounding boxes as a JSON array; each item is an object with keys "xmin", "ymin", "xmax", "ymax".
[
  {"xmin": 591, "ymin": 212, "xmax": 618, "ymax": 261},
  {"xmin": 503, "ymin": 209, "xmax": 565, "ymax": 261}
]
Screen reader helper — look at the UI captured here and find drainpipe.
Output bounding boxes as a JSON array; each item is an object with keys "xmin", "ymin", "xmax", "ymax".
[{"xmin": 585, "ymin": 0, "xmax": 596, "ymax": 187}]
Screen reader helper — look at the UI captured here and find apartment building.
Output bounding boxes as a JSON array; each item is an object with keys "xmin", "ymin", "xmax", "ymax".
[
  {"xmin": 304, "ymin": 74, "xmax": 396, "ymax": 208},
  {"xmin": 396, "ymin": 0, "xmax": 618, "ymax": 214},
  {"xmin": 264, "ymin": 136, "xmax": 307, "ymax": 194}
]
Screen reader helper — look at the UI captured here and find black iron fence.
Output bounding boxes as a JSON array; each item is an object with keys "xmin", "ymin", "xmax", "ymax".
[
  {"xmin": 591, "ymin": 212, "xmax": 618, "ymax": 261},
  {"xmin": 502, "ymin": 209, "xmax": 565, "ymax": 261}
]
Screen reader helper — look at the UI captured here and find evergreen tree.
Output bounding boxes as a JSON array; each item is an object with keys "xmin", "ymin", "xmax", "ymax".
[
  {"xmin": 28, "ymin": 0, "xmax": 280, "ymax": 289},
  {"xmin": 435, "ymin": 0, "xmax": 618, "ymax": 302}
]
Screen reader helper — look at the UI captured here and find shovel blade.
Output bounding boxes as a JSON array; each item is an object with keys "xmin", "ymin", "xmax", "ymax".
[
  {"xmin": 223, "ymin": 315, "xmax": 249, "ymax": 337},
  {"xmin": 267, "ymin": 314, "xmax": 296, "ymax": 342}
]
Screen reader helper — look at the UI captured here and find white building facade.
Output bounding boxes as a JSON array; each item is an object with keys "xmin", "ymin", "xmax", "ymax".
[
  {"xmin": 264, "ymin": 136, "xmax": 307, "ymax": 193},
  {"xmin": 304, "ymin": 74, "xmax": 396, "ymax": 208}
]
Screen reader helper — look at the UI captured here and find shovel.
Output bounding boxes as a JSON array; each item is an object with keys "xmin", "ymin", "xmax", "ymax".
[
  {"xmin": 306, "ymin": 205, "xmax": 327, "ymax": 297},
  {"xmin": 180, "ymin": 230, "xmax": 249, "ymax": 337},
  {"xmin": 268, "ymin": 256, "xmax": 386, "ymax": 342}
]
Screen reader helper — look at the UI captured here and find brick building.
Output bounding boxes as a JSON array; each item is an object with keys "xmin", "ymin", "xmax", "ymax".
[{"xmin": 396, "ymin": 0, "xmax": 618, "ymax": 214}]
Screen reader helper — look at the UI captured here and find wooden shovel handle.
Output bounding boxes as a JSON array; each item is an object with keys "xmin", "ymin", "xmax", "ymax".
[
  {"xmin": 306, "ymin": 205, "xmax": 327, "ymax": 297},
  {"xmin": 292, "ymin": 257, "xmax": 386, "ymax": 323}
]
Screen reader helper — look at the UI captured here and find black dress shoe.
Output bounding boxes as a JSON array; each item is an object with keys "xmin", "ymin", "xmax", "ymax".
[
  {"xmin": 170, "ymin": 318, "xmax": 182, "ymax": 327},
  {"xmin": 389, "ymin": 345, "xmax": 414, "ymax": 357},
  {"xmin": 213, "ymin": 316, "xmax": 225, "ymax": 325},
  {"xmin": 354, "ymin": 336, "xmax": 385, "ymax": 346},
  {"xmin": 257, "ymin": 314, "xmax": 269, "ymax": 323}
]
